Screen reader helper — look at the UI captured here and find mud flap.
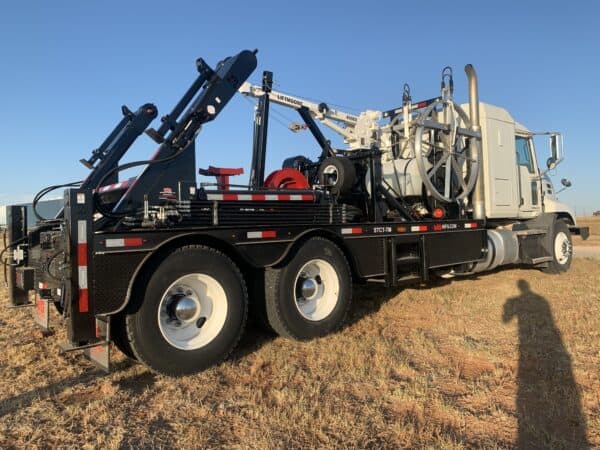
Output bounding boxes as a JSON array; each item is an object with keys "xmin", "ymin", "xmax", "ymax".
[
  {"xmin": 32, "ymin": 294, "xmax": 50, "ymax": 332},
  {"xmin": 84, "ymin": 317, "xmax": 111, "ymax": 373},
  {"xmin": 83, "ymin": 343, "xmax": 110, "ymax": 373},
  {"xmin": 58, "ymin": 317, "xmax": 111, "ymax": 373}
]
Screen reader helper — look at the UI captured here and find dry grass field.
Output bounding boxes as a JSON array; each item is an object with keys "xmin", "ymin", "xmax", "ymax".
[{"xmin": 0, "ymin": 222, "xmax": 598, "ymax": 449}]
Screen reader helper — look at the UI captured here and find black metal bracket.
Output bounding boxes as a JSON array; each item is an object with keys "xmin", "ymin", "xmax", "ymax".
[
  {"xmin": 297, "ymin": 107, "xmax": 335, "ymax": 163},
  {"xmin": 249, "ymin": 71, "xmax": 272, "ymax": 189}
]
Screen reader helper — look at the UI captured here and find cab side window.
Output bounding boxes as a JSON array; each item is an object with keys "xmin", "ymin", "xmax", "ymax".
[{"xmin": 515, "ymin": 137, "xmax": 534, "ymax": 173}]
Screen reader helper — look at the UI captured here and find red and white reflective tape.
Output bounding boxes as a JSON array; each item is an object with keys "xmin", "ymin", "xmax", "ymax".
[
  {"xmin": 246, "ymin": 230, "xmax": 277, "ymax": 239},
  {"xmin": 411, "ymin": 225, "xmax": 428, "ymax": 232},
  {"xmin": 38, "ymin": 282, "xmax": 47, "ymax": 289},
  {"xmin": 77, "ymin": 220, "xmax": 89, "ymax": 313},
  {"xmin": 97, "ymin": 179, "xmax": 132, "ymax": 193},
  {"xmin": 206, "ymin": 193, "xmax": 313, "ymax": 202},
  {"xmin": 341, "ymin": 227, "xmax": 363, "ymax": 235},
  {"xmin": 464, "ymin": 222, "xmax": 478, "ymax": 229},
  {"xmin": 105, "ymin": 237, "xmax": 144, "ymax": 248}
]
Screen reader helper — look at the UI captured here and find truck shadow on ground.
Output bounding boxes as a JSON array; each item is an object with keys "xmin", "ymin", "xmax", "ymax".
[
  {"xmin": 234, "ymin": 275, "xmax": 457, "ymax": 360},
  {"xmin": 232, "ymin": 281, "xmax": 410, "ymax": 360},
  {"xmin": 503, "ymin": 279, "xmax": 588, "ymax": 449}
]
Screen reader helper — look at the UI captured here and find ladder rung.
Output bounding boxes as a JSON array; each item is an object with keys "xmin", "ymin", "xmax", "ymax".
[{"xmin": 397, "ymin": 274, "xmax": 421, "ymax": 283}]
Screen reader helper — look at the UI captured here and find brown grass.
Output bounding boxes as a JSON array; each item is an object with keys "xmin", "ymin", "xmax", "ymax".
[{"xmin": 1, "ymin": 254, "xmax": 599, "ymax": 448}]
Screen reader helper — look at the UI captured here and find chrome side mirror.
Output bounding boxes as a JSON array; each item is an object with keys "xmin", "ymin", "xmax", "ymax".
[
  {"xmin": 550, "ymin": 135, "xmax": 559, "ymax": 161},
  {"xmin": 540, "ymin": 132, "xmax": 564, "ymax": 175}
]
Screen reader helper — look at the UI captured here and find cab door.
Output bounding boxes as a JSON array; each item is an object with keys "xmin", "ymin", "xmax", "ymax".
[{"xmin": 515, "ymin": 135, "xmax": 542, "ymax": 218}]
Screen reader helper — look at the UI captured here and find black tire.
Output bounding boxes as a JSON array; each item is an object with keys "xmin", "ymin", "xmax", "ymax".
[
  {"xmin": 125, "ymin": 245, "xmax": 248, "ymax": 376},
  {"xmin": 542, "ymin": 220, "xmax": 573, "ymax": 274},
  {"xmin": 53, "ymin": 301, "xmax": 64, "ymax": 315},
  {"xmin": 245, "ymin": 268, "xmax": 275, "ymax": 333},
  {"xmin": 318, "ymin": 157, "xmax": 355, "ymax": 195},
  {"xmin": 111, "ymin": 313, "xmax": 138, "ymax": 360},
  {"xmin": 265, "ymin": 237, "xmax": 352, "ymax": 340}
]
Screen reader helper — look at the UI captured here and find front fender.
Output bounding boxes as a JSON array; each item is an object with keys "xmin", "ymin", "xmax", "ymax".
[{"xmin": 544, "ymin": 198, "xmax": 577, "ymax": 225}]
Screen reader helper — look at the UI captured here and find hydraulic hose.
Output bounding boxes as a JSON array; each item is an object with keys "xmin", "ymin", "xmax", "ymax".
[{"xmin": 32, "ymin": 180, "xmax": 83, "ymax": 221}]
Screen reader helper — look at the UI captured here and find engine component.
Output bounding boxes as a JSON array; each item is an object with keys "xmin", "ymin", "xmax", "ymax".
[{"xmin": 282, "ymin": 155, "xmax": 313, "ymax": 171}]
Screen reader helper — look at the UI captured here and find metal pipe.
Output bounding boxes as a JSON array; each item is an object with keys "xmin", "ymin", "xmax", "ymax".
[{"xmin": 464, "ymin": 64, "xmax": 485, "ymax": 220}]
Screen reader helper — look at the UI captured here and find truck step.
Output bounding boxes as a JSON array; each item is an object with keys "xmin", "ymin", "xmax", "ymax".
[
  {"xmin": 531, "ymin": 256, "xmax": 553, "ymax": 264},
  {"xmin": 396, "ymin": 255, "xmax": 420, "ymax": 265},
  {"xmin": 397, "ymin": 274, "xmax": 421, "ymax": 283},
  {"xmin": 515, "ymin": 228, "xmax": 547, "ymax": 236}
]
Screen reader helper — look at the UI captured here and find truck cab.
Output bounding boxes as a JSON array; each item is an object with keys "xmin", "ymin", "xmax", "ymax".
[{"xmin": 476, "ymin": 103, "xmax": 575, "ymax": 224}]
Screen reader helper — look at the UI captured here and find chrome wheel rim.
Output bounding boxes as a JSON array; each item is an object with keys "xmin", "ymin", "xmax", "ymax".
[
  {"xmin": 293, "ymin": 259, "xmax": 339, "ymax": 321},
  {"xmin": 554, "ymin": 231, "xmax": 571, "ymax": 265},
  {"xmin": 157, "ymin": 273, "xmax": 228, "ymax": 350}
]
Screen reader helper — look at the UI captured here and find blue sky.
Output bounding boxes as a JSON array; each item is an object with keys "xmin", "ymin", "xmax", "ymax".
[{"xmin": 1, "ymin": 1, "xmax": 598, "ymax": 214}]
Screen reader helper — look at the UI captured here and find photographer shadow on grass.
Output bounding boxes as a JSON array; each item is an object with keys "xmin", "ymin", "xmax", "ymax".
[{"xmin": 503, "ymin": 279, "xmax": 588, "ymax": 449}]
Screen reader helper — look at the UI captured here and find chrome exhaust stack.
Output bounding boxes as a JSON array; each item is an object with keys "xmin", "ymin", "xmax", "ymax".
[{"xmin": 465, "ymin": 64, "xmax": 485, "ymax": 220}]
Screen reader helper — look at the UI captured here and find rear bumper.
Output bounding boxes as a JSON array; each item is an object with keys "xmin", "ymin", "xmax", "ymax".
[{"xmin": 569, "ymin": 226, "xmax": 590, "ymax": 240}]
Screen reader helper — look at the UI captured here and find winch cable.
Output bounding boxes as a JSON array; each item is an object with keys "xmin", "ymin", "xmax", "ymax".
[{"xmin": 240, "ymin": 94, "xmax": 294, "ymax": 131}]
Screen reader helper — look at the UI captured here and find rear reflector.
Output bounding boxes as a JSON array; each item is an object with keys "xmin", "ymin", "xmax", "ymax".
[
  {"xmin": 341, "ymin": 227, "xmax": 363, "ymax": 235},
  {"xmin": 247, "ymin": 230, "xmax": 277, "ymax": 239},
  {"xmin": 105, "ymin": 237, "xmax": 144, "ymax": 248}
]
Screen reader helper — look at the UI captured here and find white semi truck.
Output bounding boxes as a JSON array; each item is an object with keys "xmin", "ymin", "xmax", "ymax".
[{"xmin": 5, "ymin": 50, "xmax": 588, "ymax": 375}]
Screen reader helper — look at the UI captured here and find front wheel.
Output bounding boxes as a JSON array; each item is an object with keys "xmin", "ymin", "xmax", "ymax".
[
  {"xmin": 125, "ymin": 245, "xmax": 248, "ymax": 376},
  {"xmin": 543, "ymin": 220, "xmax": 573, "ymax": 274},
  {"xmin": 265, "ymin": 237, "xmax": 352, "ymax": 340}
]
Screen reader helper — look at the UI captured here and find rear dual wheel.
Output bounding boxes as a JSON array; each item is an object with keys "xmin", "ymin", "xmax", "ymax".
[
  {"xmin": 264, "ymin": 237, "xmax": 352, "ymax": 340},
  {"xmin": 124, "ymin": 245, "xmax": 247, "ymax": 376}
]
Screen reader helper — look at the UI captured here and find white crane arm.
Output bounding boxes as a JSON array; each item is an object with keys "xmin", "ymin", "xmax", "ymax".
[{"xmin": 238, "ymin": 81, "xmax": 360, "ymax": 133}]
